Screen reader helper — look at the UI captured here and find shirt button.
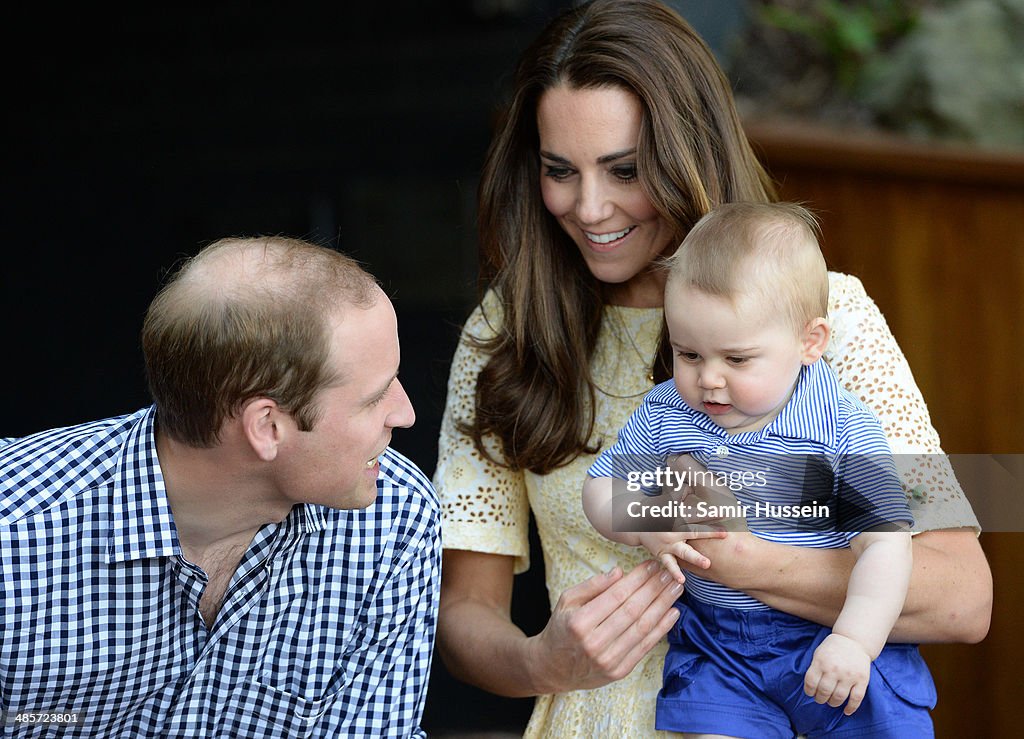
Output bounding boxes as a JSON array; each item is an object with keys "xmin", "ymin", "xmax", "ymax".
[{"xmin": 715, "ymin": 446, "xmax": 729, "ymax": 458}]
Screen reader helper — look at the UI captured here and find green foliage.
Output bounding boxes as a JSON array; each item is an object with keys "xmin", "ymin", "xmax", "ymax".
[
  {"xmin": 758, "ymin": 0, "xmax": 924, "ymax": 93},
  {"xmin": 861, "ymin": 0, "xmax": 1024, "ymax": 147},
  {"xmin": 734, "ymin": 0, "xmax": 1024, "ymax": 148}
]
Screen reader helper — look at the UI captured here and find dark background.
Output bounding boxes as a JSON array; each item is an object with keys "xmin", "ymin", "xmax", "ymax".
[{"xmin": 4, "ymin": 2, "xmax": 745, "ymax": 733}]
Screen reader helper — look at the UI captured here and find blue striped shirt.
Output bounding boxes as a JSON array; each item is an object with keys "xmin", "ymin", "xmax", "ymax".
[
  {"xmin": 0, "ymin": 407, "xmax": 441, "ymax": 737},
  {"xmin": 588, "ymin": 360, "xmax": 911, "ymax": 609}
]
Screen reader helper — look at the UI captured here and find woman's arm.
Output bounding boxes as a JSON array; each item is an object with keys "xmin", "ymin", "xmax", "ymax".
[
  {"xmin": 437, "ymin": 548, "xmax": 685, "ymax": 697},
  {"xmin": 688, "ymin": 528, "xmax": 991, "ymax": 643}
]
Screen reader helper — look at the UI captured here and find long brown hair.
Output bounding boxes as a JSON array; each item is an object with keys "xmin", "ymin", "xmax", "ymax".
[{"xmin": 468, "ymin": 0, "xmax": 777, "ymax": 473}]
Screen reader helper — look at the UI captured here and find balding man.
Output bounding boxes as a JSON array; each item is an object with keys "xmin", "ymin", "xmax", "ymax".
[{"xmin": 0, "ymin": 237, "xmax": 440, "ymax": 737}]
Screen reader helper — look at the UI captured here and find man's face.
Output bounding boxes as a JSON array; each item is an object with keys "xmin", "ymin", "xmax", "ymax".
[{"xmin": 278, "ymin": 288, "xmax": 415, "ymax": 509}]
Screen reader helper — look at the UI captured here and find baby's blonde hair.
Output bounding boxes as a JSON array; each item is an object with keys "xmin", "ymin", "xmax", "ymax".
[{"xmin": 664, "ymin": 201, "xmax": 828, "ymax": 332}]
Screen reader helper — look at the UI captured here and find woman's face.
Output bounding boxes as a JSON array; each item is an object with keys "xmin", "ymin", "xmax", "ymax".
[{"xmin": 537, "ymin": 84, "xmax": 675, "ymax": 307}]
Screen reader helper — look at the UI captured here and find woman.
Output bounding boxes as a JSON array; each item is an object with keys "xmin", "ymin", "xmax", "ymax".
[{"xmin": 434, "ymin": 1, "xmax": 991, "ymax": 736}]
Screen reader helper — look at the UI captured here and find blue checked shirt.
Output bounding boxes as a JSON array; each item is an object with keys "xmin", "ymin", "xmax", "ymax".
[{"xmin": 0, "ymin": 407, "xmax": 441, "ymax": 738}]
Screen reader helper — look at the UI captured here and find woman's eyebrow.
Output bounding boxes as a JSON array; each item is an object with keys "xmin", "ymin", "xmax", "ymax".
[
  {"xmin": 538, "ymin": 148, "xmax": 636, "ymax": 164},
  {"xmin": 597, "ymin": 148, "xmax": 636, "ymax": 164},
  {"xmin": 539, "ymin": 150, "xmax": 569, "ymax": 163}
]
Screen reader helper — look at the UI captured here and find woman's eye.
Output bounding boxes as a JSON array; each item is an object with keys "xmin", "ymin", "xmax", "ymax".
[
  {"xmin": 612, "ymin": 165, "xmax": 638, "ymax": 183},
  {"xmin": 543, "ymin": 165, "xmax": 573, "ymax": 181}
]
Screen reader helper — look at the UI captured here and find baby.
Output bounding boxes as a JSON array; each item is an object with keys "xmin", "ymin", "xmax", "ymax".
[{"xmin": 583, "ymin": 202, "xmax": 934, "ymax": 737}]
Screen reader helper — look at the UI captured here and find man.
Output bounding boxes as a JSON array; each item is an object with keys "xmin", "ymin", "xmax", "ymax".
[{"xmin": 0, "ymin": 236, "xmax": 441, "ymax": 737}]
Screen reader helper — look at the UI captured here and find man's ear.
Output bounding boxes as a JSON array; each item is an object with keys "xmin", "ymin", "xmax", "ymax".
[
  {"xmin": 240, "ymin": 398, "xmax": 285, "ymax": 461},
  {"xmin": 801, "ymin": 317, "xmax": 831, "ymax": 365}
]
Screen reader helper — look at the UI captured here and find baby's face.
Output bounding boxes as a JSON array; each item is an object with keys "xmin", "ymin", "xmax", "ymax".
[{"xmin": 664, "ymin": 287, "xmax": 807, "ymax": 435}]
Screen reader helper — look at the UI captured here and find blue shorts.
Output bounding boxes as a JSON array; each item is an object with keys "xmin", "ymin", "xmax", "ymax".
[{"xmin": 656, "ymin": 596, "xmax": 936, "ymax": 738}]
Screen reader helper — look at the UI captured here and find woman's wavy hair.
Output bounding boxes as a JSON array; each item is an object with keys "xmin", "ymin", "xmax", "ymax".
[{"xmin": 468, "ymin": 0, "xmax": 777, "ymax": 473}]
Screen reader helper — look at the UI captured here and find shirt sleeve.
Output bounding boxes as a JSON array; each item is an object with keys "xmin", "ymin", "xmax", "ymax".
[
  {"xmin": 339, "ymin": 472, "xmax": 442, "ymax": 738},
  {"xmin": 433, "ymin": 291, "xmax": 533, "ymax": 574},
  {"xmin": 833, "ymin": 406, "xmax": 914, "ymax": 536},
  {"xmin": 826, "ymin": 272, "xmax": 980, "ymax": 533}
]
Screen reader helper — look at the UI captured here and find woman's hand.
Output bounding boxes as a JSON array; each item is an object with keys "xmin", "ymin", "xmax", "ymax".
[
  {"xmin": 528, "ymin": 559, "xmax": 685, "ymax": 693},
  {"xmin": 439, "ymin": 549, "xmax": 684, "ymax": 697}
]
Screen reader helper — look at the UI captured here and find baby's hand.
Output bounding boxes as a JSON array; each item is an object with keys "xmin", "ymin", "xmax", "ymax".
[
  {"xmin": 804, "ymin": 633, "xmax": 872, "ymax": 715},
  {"xmin": 636, "ymin": 530, "xmax": 726, "ymax": 584},
  {"xmin": 666, "ymin": 454, "xmax": 749, "ymax": 532}
]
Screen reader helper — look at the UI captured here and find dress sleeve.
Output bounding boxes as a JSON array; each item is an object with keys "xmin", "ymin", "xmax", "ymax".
[
  {"xmin": 433, "ymin": 291, "xmax": 533, "ymax": 573},
  {"xmin": 825, "ymin": 273, "xmax": 980, "ymax": 533}
]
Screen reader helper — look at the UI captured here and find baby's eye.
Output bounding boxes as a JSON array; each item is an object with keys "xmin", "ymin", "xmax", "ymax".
[
  {"xmin": 726, "ymin": 356, "xmax": 750, "ymax": 366},
  {"xmin": 677, "ymin": 351, "xmax": 700, "ymax": 363}
]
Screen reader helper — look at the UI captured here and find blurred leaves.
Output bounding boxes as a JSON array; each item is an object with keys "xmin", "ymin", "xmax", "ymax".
[
  {"xmin": 730, "ymin": 0, "xmax": 1024, "ymax": 149},
  {"xmin": 759, "ymin": 0, "xmax": 922, "ymax": 92}
]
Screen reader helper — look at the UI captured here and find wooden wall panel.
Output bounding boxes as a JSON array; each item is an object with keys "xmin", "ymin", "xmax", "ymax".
[{"xmin": 746, "ymin": 119, "xmax": 1024, "ymax": 737}]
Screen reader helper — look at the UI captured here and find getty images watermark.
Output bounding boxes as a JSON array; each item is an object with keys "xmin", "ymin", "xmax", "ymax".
[
  {"xmin": 622, "ymin": 465, "xmax": 831, "ymax": 523},
  {"xmin": 603, "ymin": 452, "xmax": 1023, "ymax": 533}
]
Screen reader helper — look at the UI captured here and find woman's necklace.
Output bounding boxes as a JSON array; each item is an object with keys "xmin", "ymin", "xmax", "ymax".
[{"xmin": 607, "ymin": 307, "xmax": 656, "ymax": 386}]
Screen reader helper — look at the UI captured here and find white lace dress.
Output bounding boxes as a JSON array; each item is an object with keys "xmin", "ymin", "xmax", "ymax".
[{"xmin": 434, "ymin": 273, "xmax": 979, "ymax": 739}]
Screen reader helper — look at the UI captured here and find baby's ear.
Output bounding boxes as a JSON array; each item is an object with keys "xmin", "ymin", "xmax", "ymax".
[{"xmin": 800, "ymin": 317, "xmax": 831, "ymax": 365}]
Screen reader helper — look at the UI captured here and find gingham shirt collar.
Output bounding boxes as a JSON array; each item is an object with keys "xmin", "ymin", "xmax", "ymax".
[
  {"xmin": 104, "ymin": 407, "xmax": 178, "ymax": 563},
  {"xmin": 105, "ymin": 408, "xmax": 329, "ymax": 564}
]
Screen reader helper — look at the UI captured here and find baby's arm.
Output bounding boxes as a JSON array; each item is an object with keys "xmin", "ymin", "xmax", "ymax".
[
  {"xmin": 803, "ymin": 530, "xmax": 912, "ymax": 715},
  {"xmin": 582, "ymin": 476, "xmax": 725, "ymax": 582}
]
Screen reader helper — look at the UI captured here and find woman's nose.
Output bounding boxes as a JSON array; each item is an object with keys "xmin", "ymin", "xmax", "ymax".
[{"xmin": 575, "ymin": 175, "xmax": 613, "ymax": 225}]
